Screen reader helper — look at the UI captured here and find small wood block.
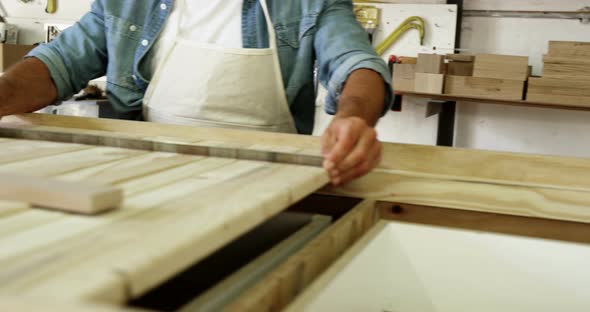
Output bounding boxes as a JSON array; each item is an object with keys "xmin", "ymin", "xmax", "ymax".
[
  {"xmin": 528, "ymin": 77, "xmax": 590, "ymax": 97},
  {"xmin": 392, "ymin": 64, "xmax": 416, "ymax": 92},
  {"xmin": 393, "ymin": 64, "xmax": 416, "ymax": 80},
  {"xmin": 473, "ymin": 54, "xmax": 530, "ymax": 81},
  {"xmin": 548, "ymin": 41, "xmax": 590, "ymax": 58},
  {"xmin": 0, "ymin": 173, "xmax": 122, "ymax": 214},
  {"xmin": 444, "ymin": 75, "xmax": 524, "ymax": 100},
  {"xmin": 414, "ymin": 73, "xmax": 444, "ymax": 94},
  {"xmin": 446, "ymin": 54, "xmax": 475, "ymax": 62},
  {"xmin": 393, "ymin": 79, "xmax": 415, "ymax": 92},
  {"xmin": 448, "ymin": 62, "xmax": 474, "ymax": 76},
  {"xmin": 416, "ymin": 54, "xmax": 445, "ymax": 74}
]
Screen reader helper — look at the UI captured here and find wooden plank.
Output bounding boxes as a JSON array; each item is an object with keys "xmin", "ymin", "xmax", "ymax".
[
  {"xmin": 548, "ymin": 41, "xmax": 590, "ymax": 58},
  {"xmin": 0, "ymin": 145, "xmax": 146, "ymax": 177},
  {"xmin": 0, "ymin": 161, "xmax": 328, "ymax": 304},
  {"xmin": 0, "ymin": 173, "xmax": 122, "ymax": 214},
  {"xmin": 5, "ymin": 114, "xmax": 590, "ymax": 193},
  {"xmin": 0, "ymin": 125, "xmax": 324, "ymax": 167},
  {"xmin": 526, "ymin": 93, "xmax": 590, "ymax": 108},
  {"xmin": 528, "ymin": 77, "xmax": 590, "ymax": 97},
  {"xmin": 399, "ymin": 91, "xmax": 590, "ymax": 111},
  {"xmin": 225, "ymin": 200, "xmax": 377, "ymax": 312},
  {"xmin": 416, "ymin": 53, "xmax": 445, "ymax": 74},
  {"xmin": 323, "ymin": 169, "xmax": 590, "ymax": 224},
  {"xmin": 180, "ymin": 214, "xmax": 331, "ymax": 312},
  {"xmin": 543, "ymin": 55, "xmax": 590, "ymax": 66},
  {"xmin": 542, "ymin": 62, "xmax": 590, "ymax": 80},
  {"xmin": 473, "ymin": 54, "xmax": 529, "ymax": 81},
  {"xmin": 414, "ymin": 73, "xmax": 444, "ymax": 94},
  {"xmin": 444, "ymin": 75, "xmax": 525, "ymax": 100},
  {"xmin": 0, "ymin": 139, "xmax": 90, "ymax": 165},
  {"xmin": 379, "ymin": 203, "xmax": 590, "ymax": 244}
]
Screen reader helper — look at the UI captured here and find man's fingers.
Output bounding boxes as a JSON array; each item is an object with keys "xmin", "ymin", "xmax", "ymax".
[
  {"xmin": 326, "ymin": 125, "xmax": 358, "ymax": 167},
  {"xmin": 320, "ymin": 128, "xmax": 334, "ymax": 156},
  {"xmin": 335, "ymin": 127, "xmax": 377, "ymax": 172},
  {"xmin": 332, "ymin": 140, "xmax": 382, "ymax": 186}
]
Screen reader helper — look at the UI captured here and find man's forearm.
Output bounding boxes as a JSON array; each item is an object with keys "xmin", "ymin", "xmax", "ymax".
[
  {"xmin": 0, "ymin": 57, "xmax": 58, "ymax": 116},
  {"xmin": 336, "ymin": 68, "xmax": 386, "ymax": 126}
]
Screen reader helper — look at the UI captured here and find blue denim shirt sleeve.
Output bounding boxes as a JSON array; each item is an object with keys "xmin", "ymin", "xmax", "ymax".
[
  {"xmin": 315, "ymin": 0, "xmax": 392, "ymax": 115},
  {"xmin": 27, "ymin": 1, "xmax": 107, "ymax": 100}
]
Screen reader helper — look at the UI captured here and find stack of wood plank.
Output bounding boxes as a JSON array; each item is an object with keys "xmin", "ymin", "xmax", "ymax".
[
  {"xmin": 393, "ymin": 53, "xmax": 529, "ymax": 101},
  {"xmin": 445, "ymin": 54, "xmax": 529, "ymax": 100},
  {"xmin": 527, "ymin": 41, "xmax": 590, "ymax": 107}
]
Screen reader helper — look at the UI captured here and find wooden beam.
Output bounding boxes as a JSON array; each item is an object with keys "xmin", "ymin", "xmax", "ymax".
[
  {"xmin": 379, "ymin": 203, "xmax": 590, "ymax": 244},
  {"xmin": 0, "ymin": 173, "xmax": 122, "ymax": 214},
  {"xmin": 4, "ymin": 115, "xmax": 590, "ymax": 196},
  {"xmin": 0, "ymin": 125, "xmax": 324, "ymax": 167},
  {"xmin": 224, "ymin": 200, "xmax": 377, "ymax": 312},
  {"xmin": 323, "ymin": 169, "xmax": 590, "ymax": 224}
]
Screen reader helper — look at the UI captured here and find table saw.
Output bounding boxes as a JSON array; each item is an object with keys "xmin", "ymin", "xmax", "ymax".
[{"xmin": 0, "ymin": 114, "xmax": 589, "ymax": 312}]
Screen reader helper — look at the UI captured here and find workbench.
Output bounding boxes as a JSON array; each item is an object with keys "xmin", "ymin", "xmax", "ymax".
[{"xmin": 0, "ymin": 114, "xmax": 589, "ymax": 312}]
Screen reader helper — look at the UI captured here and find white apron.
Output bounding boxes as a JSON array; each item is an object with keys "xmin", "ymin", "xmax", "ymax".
[{"xmin": 143, "ymin": 0, "xmax": 297, "ymax": 133}]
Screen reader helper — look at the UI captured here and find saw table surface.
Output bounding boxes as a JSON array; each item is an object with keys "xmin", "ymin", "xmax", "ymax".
[{"xmin": 0, "ymin": 138, "xmax": 328, "ymax": 304}]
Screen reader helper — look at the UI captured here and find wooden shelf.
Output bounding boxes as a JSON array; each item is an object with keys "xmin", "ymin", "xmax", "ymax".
[{"xmin": 397, "ymin": 91, "xmax": 590, "ymax": 112}]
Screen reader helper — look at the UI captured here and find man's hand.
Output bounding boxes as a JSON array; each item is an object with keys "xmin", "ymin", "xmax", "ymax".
[
  {"xmin": 320, "ymin": 68, "xmax": 387, "ymax": 185},
  {"xmin": 321, "ymin": 116, "xmax": 382, "ymax": 186}
]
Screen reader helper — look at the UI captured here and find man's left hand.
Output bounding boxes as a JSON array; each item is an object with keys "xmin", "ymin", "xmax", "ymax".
[{"xmin": 321, "ymin": 116, "xmax": 382, "ymax": 186}]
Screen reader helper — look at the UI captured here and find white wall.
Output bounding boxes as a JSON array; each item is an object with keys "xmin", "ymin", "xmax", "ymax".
[
  {"xmin": 456, "ymin": 0, "xmax": 590, "ymax": 158},
  {"xmin": 0, "ymin": 0, "xmax": 92, "ymax": 44}
]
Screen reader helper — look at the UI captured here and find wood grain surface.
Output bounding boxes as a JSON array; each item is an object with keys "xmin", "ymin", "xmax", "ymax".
[
  {"xmin": 2, "ymin": 115, "xmax": 590, "ymax": 224},
  {"xmin": 0, "ymin": 138, "xmax": 328, "ymax": 304}
]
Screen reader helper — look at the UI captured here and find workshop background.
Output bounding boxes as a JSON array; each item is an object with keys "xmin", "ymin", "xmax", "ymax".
[{"xmin": 1, "ymin": 0, "xmax": 590, "ymax": 157}]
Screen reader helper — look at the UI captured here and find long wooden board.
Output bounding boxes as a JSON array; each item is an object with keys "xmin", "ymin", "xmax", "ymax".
[
  {"xmin": 2, "ymin": 115, "xmax": 590, "ymax": 224},
  {"xmin": 0, "ymin": 138, "xmax": 328, "ymax": 304}
]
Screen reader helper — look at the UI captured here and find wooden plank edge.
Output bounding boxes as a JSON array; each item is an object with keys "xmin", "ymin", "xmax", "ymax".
[
  {"xmin": 179, "ymin": 214, "xmax": 332, "ymax": 312},
  {"xmin": 0, "ymin": 125, "xmax": 324, "ymax": 167},
  {"xmin": 379, "ymin": 203, "xmax": 590, "ymax": 245},
  {"xmin": 223, "ymin": 200, "xmax": 378, "ymax": 312},
  {"xmin": 321, "ymin": 170, "xmax": 590, "ymax": 224}
]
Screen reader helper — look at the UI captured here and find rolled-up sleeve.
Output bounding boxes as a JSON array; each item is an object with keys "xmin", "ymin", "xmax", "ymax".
[
  {"xmin": 314, "ymin": 0, "xmax": 392, "ymax": 115},
  {"xmin": 27, "ymin": 1, "xmax": 108, "ymax": 100}
]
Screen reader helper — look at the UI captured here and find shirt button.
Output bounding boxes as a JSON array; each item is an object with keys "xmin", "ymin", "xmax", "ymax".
[
  {"xmin": 160, "ymin": 3, "xmax": 167, "ymax": 10},
  {"xmin": 129, "ymin": 25, "xmax": 137, "ymax": 32},
  {"xmin": 141, "ymin": 39, "xmax": 149, "ymax": 47}
]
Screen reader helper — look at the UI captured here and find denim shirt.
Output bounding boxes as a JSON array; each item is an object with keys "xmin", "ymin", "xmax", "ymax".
[{"xmin": 29, "ymin": 0, "xmax": 392, "ymax": 134}]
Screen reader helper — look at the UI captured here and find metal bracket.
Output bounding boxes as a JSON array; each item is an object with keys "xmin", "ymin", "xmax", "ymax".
[{"xmin": 425, "ymin": 100, "xmax": 446, "ymax": 118}]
